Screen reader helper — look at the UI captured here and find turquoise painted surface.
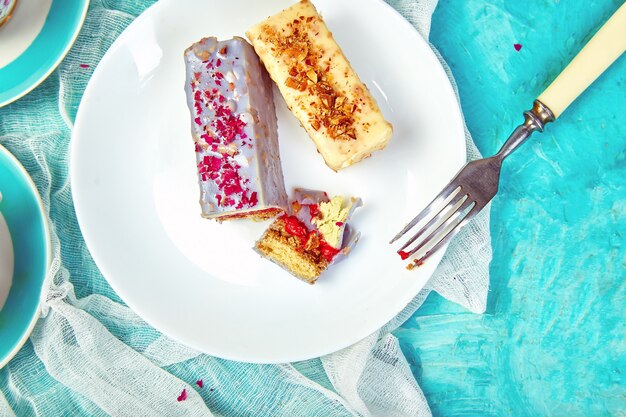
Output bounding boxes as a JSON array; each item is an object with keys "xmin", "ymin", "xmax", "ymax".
[{"xmin": 396, "ymin": 0, "xmax": 626, "ymax": 416}]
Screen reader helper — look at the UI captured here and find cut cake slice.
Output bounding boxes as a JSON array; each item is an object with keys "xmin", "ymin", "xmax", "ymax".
[{"xmin": 255, "ymin": 189, "xmax": 361, "ymax": 284}]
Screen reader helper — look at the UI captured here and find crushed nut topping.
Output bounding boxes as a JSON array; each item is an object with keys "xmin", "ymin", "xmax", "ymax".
[{"xmin": 259, "ymin": 18, "xmax": 357, "ymax": 141}]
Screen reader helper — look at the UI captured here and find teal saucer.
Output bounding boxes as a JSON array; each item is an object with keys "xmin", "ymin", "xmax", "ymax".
[
  {"xmin": 0, "ymin": 0, "xmax": 89, "ymax": 107},
  {"xmin": 0, "ymin": 144, "xmax": 50, "ymax": 369}
]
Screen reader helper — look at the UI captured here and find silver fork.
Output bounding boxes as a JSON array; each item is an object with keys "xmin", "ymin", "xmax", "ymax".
[
  {"xmin": 390, "ymin": 101, "xmax": 554, "ymax": 263},
  {"xmin": 391, "ymin": 2, "xmax": 626, "ymax": 265}
]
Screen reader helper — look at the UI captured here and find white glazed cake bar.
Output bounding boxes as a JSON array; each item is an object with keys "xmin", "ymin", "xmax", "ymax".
[{"xmin": 247, "ymin": 0, "xmax": 393, "ymax": 171}]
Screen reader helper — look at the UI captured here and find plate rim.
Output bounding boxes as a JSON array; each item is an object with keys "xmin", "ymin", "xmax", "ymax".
[
  {"xmin": 70, "ymin": 0, "xmax": 467, "ymax": 363},
  {"xmin": 0, "ymin": 143, "xmax": 51, "ymax": 369},
  {"xmin": 0, "ymin": 0, "xmax": 90, "ymax": 108}
]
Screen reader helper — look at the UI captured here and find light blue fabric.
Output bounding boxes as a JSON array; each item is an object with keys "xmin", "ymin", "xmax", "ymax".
[{"xmin": 0, "ymin": 0, "xmax": 624, "ymax": 416}]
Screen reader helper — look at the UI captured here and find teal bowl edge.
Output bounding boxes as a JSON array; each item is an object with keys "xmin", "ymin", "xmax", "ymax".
[
  {"xmin": 0, "ymin": 144, "xmax": 51, "ymax": 369},
  {"xmin": 0, "ymin": 0, "xmax": 90, "ymax": 107}
]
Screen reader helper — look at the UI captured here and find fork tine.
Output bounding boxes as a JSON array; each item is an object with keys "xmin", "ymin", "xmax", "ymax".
[
  {"xmin": 389, "ymin": 183, "xmax": 461, "ymax": 244},
  {"xmin": 412, "ymin": 205, "xmax": 481, "ymax": 264},
  {"xmin": 397, "ymin": 192, "xmax": 468, "ymax": 252},
  {"xmin": 403, "ymin": 197, "xmax": 475, "ymax": 258}
]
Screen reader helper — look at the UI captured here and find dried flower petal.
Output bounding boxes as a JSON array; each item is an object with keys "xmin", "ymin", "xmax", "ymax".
[
  {"xmin": 196, "ymin": 379, "xmax": 204, "ymax": 388},
  {"xmin": 177, "ymin": 389, "xmax": 187, "ymax": 402},
  {"xmin": 514, "ymin": 43, "xmax": 522, "ymax": 51}
]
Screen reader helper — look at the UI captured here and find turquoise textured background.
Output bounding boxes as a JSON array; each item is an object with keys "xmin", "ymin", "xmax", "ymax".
[{"xmin": 396, "ymin": 0, "xmax": 625, "ymax": 415}]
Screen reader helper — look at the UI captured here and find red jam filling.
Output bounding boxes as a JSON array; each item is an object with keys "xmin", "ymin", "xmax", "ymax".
[
  {"xmin": 308, "ymin": 204, "xmax": 319, "ymax": 219},
  {"xmin": 280, "ymin": 215, "xmax": 341, "ymax": 262},
  {"xmin": 319, "ymin": 241, "xmax": 340, "ymax": 262},
  {"xmin": 282, "ymin": 215, "xmax": 309, "ymax": 242}
]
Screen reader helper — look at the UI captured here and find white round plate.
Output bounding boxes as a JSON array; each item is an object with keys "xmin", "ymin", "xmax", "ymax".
[{"xmin": 71, "ymin": 0, "xmax": 465, "ymax": 363}]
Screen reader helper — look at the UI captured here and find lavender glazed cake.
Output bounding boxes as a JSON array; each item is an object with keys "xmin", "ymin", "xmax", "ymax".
[{"xmin": 184, "ymin": 36, "xmax": 288, "ymax": 221}]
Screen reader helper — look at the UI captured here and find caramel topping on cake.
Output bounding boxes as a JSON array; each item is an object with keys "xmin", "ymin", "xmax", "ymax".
[
  {"xmin": 257, "ymin": 20, "xmax": 357, "ymax": 141},
  {"xmin": 247, "ymin": 0, "xmax": 393, "ymax": 171}
]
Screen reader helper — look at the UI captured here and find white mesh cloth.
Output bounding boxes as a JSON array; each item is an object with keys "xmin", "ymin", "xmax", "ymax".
[{"xmin": 0, "ymin": 0, "xmax": 491, "ymax": 415}]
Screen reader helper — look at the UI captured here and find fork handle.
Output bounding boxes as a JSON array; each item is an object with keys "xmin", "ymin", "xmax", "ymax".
[
  {"xmin": 537, "ymin": 2, "xmax": 626, "ymax": 118},
  {"xmin": 497, "ymin": 3, "xmax": 626, "ymax": 160}
]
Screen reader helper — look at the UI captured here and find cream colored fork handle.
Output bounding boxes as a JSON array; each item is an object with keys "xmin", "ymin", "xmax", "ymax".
[{"xmin": 537, "ymin": 2, "xmax": 626, "ymax": 118}]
